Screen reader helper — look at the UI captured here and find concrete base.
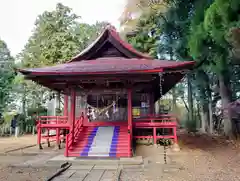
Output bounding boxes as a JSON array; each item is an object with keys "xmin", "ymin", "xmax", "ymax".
[{"xmin": 47, "ymin": 154, "xmax": 143, "ymax": 166}]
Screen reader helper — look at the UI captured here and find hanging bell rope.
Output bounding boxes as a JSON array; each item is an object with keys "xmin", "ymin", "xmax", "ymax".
[{"xmin": 159, "ymin": 72, "xmax": 167, "ymax": 164}]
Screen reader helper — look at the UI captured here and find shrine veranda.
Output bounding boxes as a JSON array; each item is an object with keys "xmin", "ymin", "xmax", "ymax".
[{"xmin": 19, "ymin": 26, "xmax": 195, "ymax": 158}]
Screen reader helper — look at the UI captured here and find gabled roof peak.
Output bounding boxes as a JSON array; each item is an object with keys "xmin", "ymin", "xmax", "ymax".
[
  {"xmin": 105, "ymin": 24, "xmax": 116, "ymax": 31},
  {"xmin": 68, "ymin": 24, "xmax": 151, "ymax": 63}
]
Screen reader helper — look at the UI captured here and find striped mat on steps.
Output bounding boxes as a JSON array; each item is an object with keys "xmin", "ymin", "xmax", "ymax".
[{"xmin": 79, "ymin": 126, "xmax": 120, "ymax": 157}]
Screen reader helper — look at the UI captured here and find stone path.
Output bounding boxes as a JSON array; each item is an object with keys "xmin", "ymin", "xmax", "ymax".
[{"xmin": 52, "ymin": 165, "xmax": 120, "ymax": 181}]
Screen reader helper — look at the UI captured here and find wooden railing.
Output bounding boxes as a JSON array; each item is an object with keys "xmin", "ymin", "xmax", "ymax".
[
  {"xmin": 37, "ymin": 116, "xmax": 68, "ymax": 126},
  {"xmin": 133, "ymin": 115, "xmax": 178, "ymax": 144},
  {"xmin": 64, "ymin": 113, "xmax": 84, "ymax": 157},
  {"xmin": 128, "ymin": 125, "xmax": 132, "ymax": 157},
  {"xmin": 36, "ymin": 116, "xmax": 70, "ymax": 149}
]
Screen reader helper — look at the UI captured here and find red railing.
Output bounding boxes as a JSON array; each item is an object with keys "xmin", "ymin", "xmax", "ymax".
[
  {"xmin": 64, "ymin": 113, "xmax": 84, "ymax": 157},
  {"xmin": 37, "ymin": 116, "xmax": 68, "ymax": 126},
  {"xmin": 36, "ymin": 116, "xmax": 70, "ymax": 149},
  {"xmin": 128, "ymin": 125, "xmax": 132, "ymax": 157},
  {"xmin": 133, "ymin": 115, "xmax": 178, "ymax": 144}
]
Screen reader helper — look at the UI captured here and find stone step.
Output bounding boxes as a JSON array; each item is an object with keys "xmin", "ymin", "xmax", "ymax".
[{"xmin": 48, "ymin": 155, "xmax": 143, "ymax": 165}]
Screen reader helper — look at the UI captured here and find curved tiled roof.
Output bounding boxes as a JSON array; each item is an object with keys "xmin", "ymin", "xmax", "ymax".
[
  {"xmin": 18, "ymin": 25, "xmax": 196, "ymax": 98},
  {"xmin": 19, "ymin": 58, "xmax": 195, "ymax": 75}
]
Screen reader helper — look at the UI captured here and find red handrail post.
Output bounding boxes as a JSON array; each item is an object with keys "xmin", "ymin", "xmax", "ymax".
[{"xmin": 127, "ymin": 88, "xmax": 132, "ymax": 157}]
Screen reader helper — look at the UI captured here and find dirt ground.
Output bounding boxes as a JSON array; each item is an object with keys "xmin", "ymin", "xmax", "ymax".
[
  {"xmin": 129, "ymin": 132, "xmax": 240, "ymax": 181},
  {"xmin": 0, "ymin": 135, "xmax": 60, "ymax": 181},
  {"xmin": 0, "ymin": 135, "xmax": 37, "ymax": 153},
  {"xmin": 0, "ymin": 166, "xmax": 58, "ymax": 181},
  {"xmin": 0, "ymin": 133, "xmax": 239, "ymax": 181},
  {"xmin": 0, "ymin": 152, "xmax": 58, "ymax": 181}
]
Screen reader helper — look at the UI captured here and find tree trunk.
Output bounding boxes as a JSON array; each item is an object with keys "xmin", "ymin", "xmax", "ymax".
[
  {"xmin": 22, "ymin": 84, "xmax": 26, "ymax": 118},
  {"xmin": 219, "ymin": 74, "xmax": 232, "ymax": 136},
  {"xmin": 187, "ymin": 74, "xmax": 193, "ymax": 122},
  {"xmin": 200, "ymin": 102, "xmax": 208, "ymax": 133},
  {"xmin": 172, "ymin": 88, "xmax": 177, "ymax": 114},
  {"xmin": 208, "ymin": 95, "xmax": 214, "ymax": 134},
  {"xmin": 196, "ymin": 101, "xmax": 201, "ymax": 129}
]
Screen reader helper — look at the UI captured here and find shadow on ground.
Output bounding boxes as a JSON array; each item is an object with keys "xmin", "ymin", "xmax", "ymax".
[{"xmin": 178, "ymin": 132, "xmax": 240, "ymax": 151}]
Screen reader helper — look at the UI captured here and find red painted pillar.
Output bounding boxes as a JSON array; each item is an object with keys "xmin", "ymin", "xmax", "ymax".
[
  {"xmin": 64, "ymin": 95, "xmax": 68, "ymax": 118},
  {"xmin": 127, "ymin": 88, "xmax": 132, "ymax": 157},
  {"xmin": 71, "ymin": 89, "xmax": 76, "ymax": 145}
]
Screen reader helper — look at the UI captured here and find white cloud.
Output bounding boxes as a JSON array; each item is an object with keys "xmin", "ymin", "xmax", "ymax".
[{"xmin": 0, "ymin": 0, "xmax": 126, "ymax": 57}]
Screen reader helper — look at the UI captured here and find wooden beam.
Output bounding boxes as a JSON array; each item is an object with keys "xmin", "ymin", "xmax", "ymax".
[
  {"xmin": 28, "ymin": 74, "xmax": 157, "ymax": 82},
  {"xmin": 84, "ymin": 39, "xmax": 108, "ymax": 59},
  {"xmin": 109, "ymin": 36, "xmax": 135, "ymax": 58}
]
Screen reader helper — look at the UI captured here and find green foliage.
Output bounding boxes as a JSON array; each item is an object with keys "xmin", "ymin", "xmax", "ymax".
[
  {"xmin": 2, "ymin": 112, "xmax": 15, "ymax": 124},
  {"xmin": 17, "ymin": 3, "xmax": 108, "ymax": 112},
  {"xmin": 19, "ymin": 3, "xmax": 107, "ymax": 68},
  {"xmin": 16, "ymin": 113, "xmax": 25, "ymax": 127},
  {"xmin": 127, "ymin": 8, "xmax": 162, "ymax": 58},
  {"xmin": 0, "ymin": 39, "xmax": 15, "ymax": 112},
  {"xmin": 0, "ymin": 113, "xmax": 4, "ymax": 125},
  {"xmin": 20, "ymin": 3, "xmax": 80, "ymax": 67},
  {"xmin": 124, "ymin": 0, "xmax": 240, "ymax": 135},
  {"xmin": 27, "ymin": 106, "xmax": 47, "ymax": 117}
]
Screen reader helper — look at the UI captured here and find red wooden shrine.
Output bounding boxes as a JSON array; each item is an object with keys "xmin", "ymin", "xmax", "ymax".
[{"xmin": 19, "ymin": 26, "xmax": 195, "ymax": 158}]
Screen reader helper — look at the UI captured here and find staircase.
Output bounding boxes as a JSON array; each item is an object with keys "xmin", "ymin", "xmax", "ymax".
[{"xmin": 68, "ymin": 126, "xmax": 130, "ymax": 157}]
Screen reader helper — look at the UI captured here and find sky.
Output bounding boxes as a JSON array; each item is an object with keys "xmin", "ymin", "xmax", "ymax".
[{"xmin": 0, "ymin": 0, "xmax": 126, "ymax": 57}]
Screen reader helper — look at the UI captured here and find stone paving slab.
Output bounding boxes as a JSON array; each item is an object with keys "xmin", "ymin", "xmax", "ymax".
[
  {"xmin": 94, "ymin": 164, "xmax": 119, "ymax": 170},
  {"xmin": 52, "ymin": 167, "xmax": 119, "ymax": 181},
  {"xmin": 52, "ymin": 170, "xmax": 88, "ymax": 181},
  {"xmin": 70, "ymin": 170, "xmax": 89, "ymax": 180},
  {"xmin": 102, "ymin": 170, "xmax": 116, "ymax": 179},
  {"xmin": 60, "ymin": 169, "xmax": 76, "ymax": 178},
  {"xmin": 69, "ymin": 165, "xmax": 94, "ymax": 170},
  {"xmin": 52, "ymin": 178, "xmax": 67, "ymax": 181},
  {"xmin": 84, "ymin": 169, "xmax": 105, "ymax": 181},
  {"xmin": 12, "ymin": 153, "xmax": 57, "ymax": 167}
]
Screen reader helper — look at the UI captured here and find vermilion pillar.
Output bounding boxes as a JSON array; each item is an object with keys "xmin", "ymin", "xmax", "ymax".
[
  {"xmin": 71, "ymin": 89, "xmax": 76, "ymax": 144},
  {"xmin": 127, "ymin": 88, "xmax": 132, "ymax": 157}
]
